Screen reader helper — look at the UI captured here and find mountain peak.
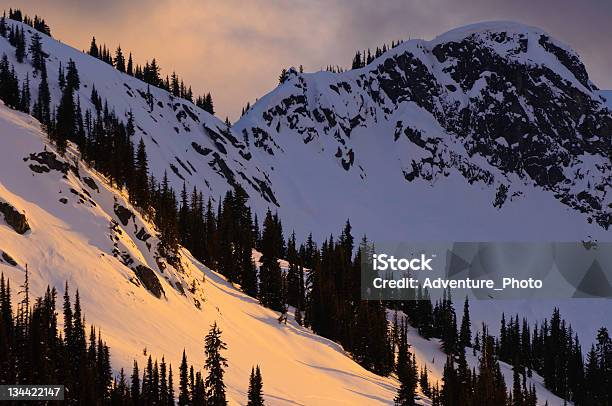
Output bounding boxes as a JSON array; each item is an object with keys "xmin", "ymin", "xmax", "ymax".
[{"xmin": 236, "ymin": 22, "xmax": 611, "ymax": 239}]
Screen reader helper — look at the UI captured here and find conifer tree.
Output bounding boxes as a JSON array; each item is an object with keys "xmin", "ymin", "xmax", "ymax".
[
  {"xmin": 204, "ymin": 322, "xmax": 228, "ymax": 405},
  {"xmin": 89, "ymin": 37, "xmax": 99, "ymax": 58},
  {"xmin": 127, "ymin": 53, "xmax": 134, "ymax": 76},
  {"xmin": 258, "ymin": 210, "xmax": 284, "ymax": 311},
  {"xmin": 441, "ymin": 355, "xmax": 458, "ymax": 406},
  {"xmin": 114, "ymin": 46, "xmax": 126, "ymax": 72},
  {"xmin": 19, "ymin": 73, "xmax": 30, "ymax": 113},
  {"xmin": 168, "ymin": 364, "xmax": 175, "ymax": 405},
  {"xmin": 29, "ymin": 32, "xmax": 46, "ymax": 73},
  {"xmin": 58, "ymin": 61, "xmax": 65, "ymax": 89},
  {"xmin": 192, "ymin": 371, "xmax": 206, "ymax": 405},
  {"xmin": 133, "ymin": 138, "xmax": 150, "ymax": 208},
  {"xmin": 395, "ymin": 351, "xmax": 417, "ymax": 405},
  {"xmin": 14, "ymin": 26, "xmax": 25, "ymax": 63},
  {"xmin": 419, "ymin": 366, "xmax": 430, "ymax": 397},
  {"xmin": 459, "ymin": 296, "xmax": 471, "ymax": 348},
  {"xmin": 512, "ymin": 359, "xmax": 523, "ymax": 406},
  {"xmin": 247, "ymin": 365, "xmax": 265, "ymax": 406},
  {"xmin": 178, "ymin": 350, "xmax": 190, "ymax": 406},
  {"xmin": 130, "ymin": 360, "xmax": 141, "ymax": 405}
]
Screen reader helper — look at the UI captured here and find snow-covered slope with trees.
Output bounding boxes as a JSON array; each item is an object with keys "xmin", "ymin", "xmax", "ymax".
[
  {"xmin": 0, "ymin": 102, "xmax": 573, "ymax": 405},
  {"xmin": 236, "ymin": 21, "xmax": 612, "ymax": 242},
  {"xmin": 0, "ymin": 20, "xmax": 278, "ymax": 216},
  {"xmin": 1, "ymin": 15, "xmax": 610, "ymax": 405},
  {"xmin": 0, "ymin": 104, "xmax": 405, "ymax": 405},
  {"xmin": 2, "ymin": 20, "xmax": 610, "ymax": 243}
]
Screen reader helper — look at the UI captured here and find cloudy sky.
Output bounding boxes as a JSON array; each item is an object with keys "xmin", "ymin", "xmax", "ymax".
[{"xmin": 4, "ymin": 0, "xmax": 611, "ymax": 120}]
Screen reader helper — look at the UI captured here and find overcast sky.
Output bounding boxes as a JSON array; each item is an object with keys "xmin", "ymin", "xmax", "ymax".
[{"xmin": 3, "ymin": 0, "xmax": 611, "ymax": 120}]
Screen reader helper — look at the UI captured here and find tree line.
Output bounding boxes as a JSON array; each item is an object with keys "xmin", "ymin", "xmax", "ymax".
[
  {"xmin": 86, "ymin": 36, "xmax": 214, "ymax": 115},
  {"xmin": 4, "ymin": 8, "xmax": 51, "ymax": 36},
  {"xmin": 390, "ymin": 288, "xmax": 611, "ymax": 405},
  {"xmin": 0, "ymin": 271, "xmax": 267, "ymax": 405},
  {"xmin": 351, "ymin": 39, "xmax": 404, "ymax": 69}
]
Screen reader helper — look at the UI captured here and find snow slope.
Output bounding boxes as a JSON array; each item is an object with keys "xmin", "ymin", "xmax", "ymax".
[
  {"xmin": 0, "ymin": 20, "xmax": 278, "ymax": 213},
  {"xmin": 390, "ymin": 311, "xmax": 567, "ymax": 406},
  {"xmin": 0, "ymin": 103, "xmax": 573, "ymax": 405},
  {"xmin": 1, "ymin": 19, "xmax": 609, "ymax": 244},
  {"xmin": 236, "ymin": 21, "xmax": 612, "ymax": 242},
  {"xmin": 0, "ymin": 103, "xmax": 403, "ymax": 405}
]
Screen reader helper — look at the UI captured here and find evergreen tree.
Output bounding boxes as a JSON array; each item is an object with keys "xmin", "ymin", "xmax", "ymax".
[
  {"xmin": 89, "ymin": 37, "xmax": 99, "ymax": 58},
  {"xmin": 512, "ymin": 359, "xmax": 523, "ymax": 406},
  {"xmin": 127, "ymin": 53, "xmax": 134, "ymax": 76},
  {"xmin": 133, "ymin": 138, "xmax": 150, "ymax": 208},
  {"xmin": 247, "ymin": 365, "xmax": 265, "ymax": 406},
  {"xmin": 168, "ymin": 364, "xmax": 175, "ymax": 405},
  {"xmin": 459, "ymin": 296, "xmax": 471, "ymax": 348},
  {"xmin": 114, "ymin": 46, "xmax": 126, "ymax": 72},
  {"xmin": 58, "ymin": 61, "xmax": 65, "ymax": 89},
  {"xmin": 395, "ymin": 350, "xmax": 417, "ymax": 405},
  {"xmin": 278, "ymin": 68, "xmax": 288, "ymax": 84},
  {"xmin": 178, "ymin": 350, "xmax": 190, "ymax": 406},
  {"xmin": 19, "ymin": 73, "xmax": 30, "ymax": 113},
  {"xmin": 29, "ymin": 32, "xmax": 46, "ymax": 73},
  {"xmin": 14, "ymin": 26, "xmax": 25, "ymax": 63},
  {"xmin": 204, "ymin": 322, "xmax": 228, "ymax": 406},
  {"xmin": 0, "ymin": 54, "xmax": 20, "ymax": 109},
  {"xmin": 258, "ymin": 210, "xmax": 284, "ymax": 311},
  {"xmin": 130, "ymin": 360, "xmax": 141, "ymax": 405}
]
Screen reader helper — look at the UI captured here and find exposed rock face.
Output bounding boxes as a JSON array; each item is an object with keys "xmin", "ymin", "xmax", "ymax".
[
  {"xmin": 0, "ymin": 201, "xmax": 30, "ymax": 234},
  {"xmin": 114, "ymin": 203, "xmax": 134, "ymax": 226},
  {"xmin": 1, "ymin": 250, "xmax": 18, "ymax": 266},
  {"xmin": 25, "ymin": 151, "xmax": 71, "ymax": 175},
  {"xmin": 82, "ymin": 177, "xmax": 99, "ymax": 192},
  {"xmin": 237, "ymin": 22, "xmax": 612, "ymax": 229},
  {"xmin": 134, "ymin": 265, "xmax": 165, "ymax": 299}
]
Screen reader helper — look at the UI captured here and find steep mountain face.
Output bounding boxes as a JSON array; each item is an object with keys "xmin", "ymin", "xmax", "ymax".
[
  {"xmin": 0, "ymin": 104, "xmax": 405, "ymax": 405},
  {"xmin": 3, "ymin": 20, "xmax": 609, "ymax": 242},
  {"xmin": 0, "ymin": 18, "xmax": 609, "ymax": 405},
  {"xmin": 236, "ymin": 22, "xmax": 611, "ymax": 240},
  {"xmin": 0, "ymin": 21, "xmax": 277, "ymax": 212},
  {"xmin": 0, "ymin": 103, "xmax": 572, "ymax": 405}
]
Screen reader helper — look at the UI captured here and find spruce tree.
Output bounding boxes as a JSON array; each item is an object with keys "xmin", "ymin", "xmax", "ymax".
[
  {"xmin": 204, "ymin": 322, "xmax": 228, "ymax": 405},
  {"xmin": 131, "ymin": 360, "xmax": 141, "ymax": 405},
  {"xmin": 178, "ymin": 350, "xmax": 190, "ymax": 406},
  {"xmin": 133, "ymin": 138, "xmax": 150, "ymax": 208},
  {"xmin": 127, "ymin": 53, "xmax": 134, "ymax": 76},
  {"xmin": 114, "ymin": 46, "xmax": 126, "ymax": 72},
  {"xmin": 395, "ymin": 351, "xmax": 417, "ymax": 406},
  {"xmin": 168, "ymin": 364, "xmax": 175, "ymax": 405},
  {"xmin": 29, "ymin": 32, "xmax": 46, "ymax": 73},
  {"xmin": 20, "ymin": 73, "xmax": 30, "ymax": 113},
  {"xmin": 15, "ymin": 26, "xmax": 25, "ymax": 63},
  {"xmin": 459, "ymin": 296, "xmax": 471, "ymax": 348},
  {"xmin": 89, "ymin": 37, "xmax": 99, "ymax": 58},
  {"xmin": 258, "ymin": 210, "xmax": 283, "ymax": 311},
  {"xmin": 247, "ymin": 366, "xmax": 265, "ymax": 406}
]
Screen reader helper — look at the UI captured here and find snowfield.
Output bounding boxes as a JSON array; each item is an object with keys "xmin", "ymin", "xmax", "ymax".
[
  {"xmin": 1, "ymin": 16, "xmax": 610, "ymax": 405},
  {"xmin": 0, "ymin": 104, "xmax": 400, "ymax": 405},
  {"xmin": 0, "ymin": 101, "xmax": 572, "ymax": 405}
]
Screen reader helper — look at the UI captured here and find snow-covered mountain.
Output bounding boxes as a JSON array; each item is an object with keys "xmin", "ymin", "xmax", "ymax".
[
  {"xmin": 236, "ymin": 21, "xmax": 612, "ymax": 241},
  {"xmin": 0, "ymin": 20, "xmax": 278, "ymax": 216},
  {"xmin": 0, "ymin": 103, "xmax": 406, "ymax": 405},
  {"xmin": 0, "ymin": 101, "xmax": 571, "ymax": 405},
  {"xmin": 1, "ymin": 17, "xmax": 610, "ymax": 405},
  {"xmin": 2, "ymin": 20, "xmax": 610, "ymax": 243}
]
